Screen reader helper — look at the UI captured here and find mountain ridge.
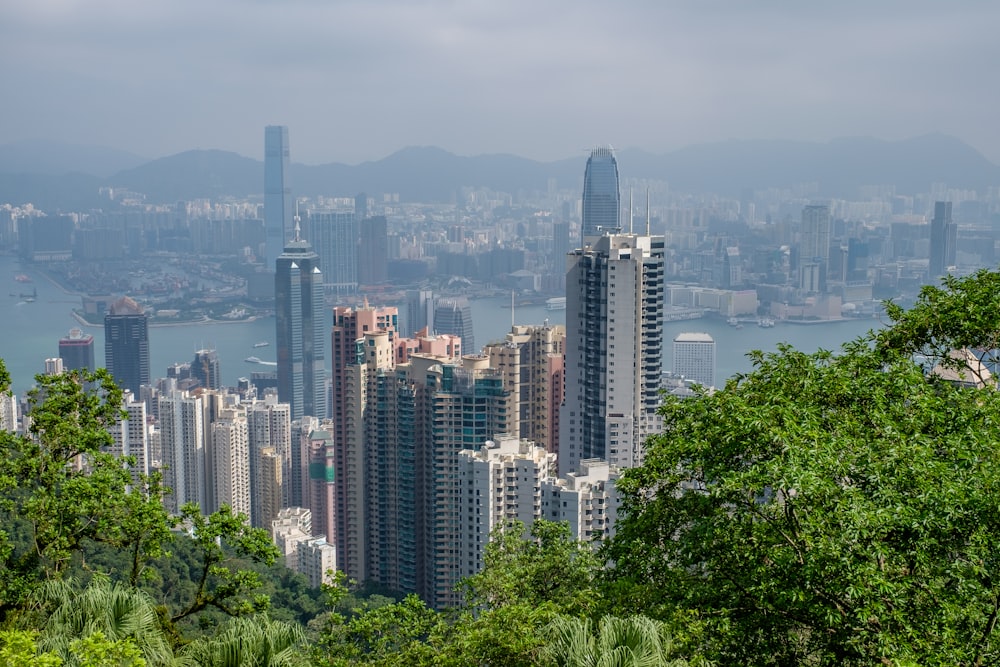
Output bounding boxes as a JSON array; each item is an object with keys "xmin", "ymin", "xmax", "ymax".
[{"xmin": 1, "ymin": 134, "xmax": 997, "ymax": 210}]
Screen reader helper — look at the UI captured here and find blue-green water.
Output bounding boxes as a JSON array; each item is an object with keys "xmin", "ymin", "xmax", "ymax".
[{"xmin": 0, "ymin": 255, "xmax": 881, "ymax": 397}]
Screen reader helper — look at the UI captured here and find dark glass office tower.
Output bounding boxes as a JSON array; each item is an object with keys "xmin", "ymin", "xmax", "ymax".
[
  {"xmin": 581, "ymin": 146, "xmax": 621, "ymax": 242},
  {"xmin": 264, "ymin": 125, "xmax": 292, "ymax": 268},
  {"xmin": 275, "ymin": 226, "xmax": 326, "ymax": 420},
  {"xmin": 929, "ymin": 201, "xmax": 956, "ymax": 279},
  {"xmin": 58, "ymin": 328, "xmax": 95, "ymax": 373},
  {"xmin": 192, "ymin": 349, "xmax": 221, "ymax": 390},
  {"xmin": 104, "ymin": 296, "xmax": 150, "ymax": 395},
  {"xmin": 434, "ymin": 296, "xmax": 475, "ymax": 353}
]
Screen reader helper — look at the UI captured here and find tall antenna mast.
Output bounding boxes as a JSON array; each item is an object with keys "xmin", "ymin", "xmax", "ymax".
[
  {"xmin": 629, "ymin": 187, "xmax": 634, "ymax": 234},
  {"xmin": 511, "ymin": 290, "xmax": 515, "ymax": 330},
  {"xmin": 645, "ymin": 187, "xmax": 651, "ymax": 236}
]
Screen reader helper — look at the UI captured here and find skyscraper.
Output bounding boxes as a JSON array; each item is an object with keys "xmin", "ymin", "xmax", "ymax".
[
  {"xmin": 275, "ymin": 225, "xmax": 326, "ymax": 421},
  {"xmin": 434, "ymin": 297, "xmax": 475, "ymax": 353},
  {"xmin": 799, "ymin": 204, "xmax": 831, "ymax": 292},
  {"xmin": 264, "ymin": 125, "xmax": 292, "ymax": 268},
  {"xmin": 358, "ymin": 215, "xmax": 389, "ymax": 286},
  {"xmin": 560, "ymin": 232, "xmax": 665, "ymax": 476},
  {"xmin": 191, "ymin": 349, "xmax": 221, "ymax": 390},
  {"xmin": 672, "ymin": 332, "xmax": 716, "ymax": 388},
  {"xmin": 929, "ymin": 201, "xmax": 956, "ymax": 279},
  {"xmin": 105, "ymin": 296, "xmax": 150, "ymax": 395},
  {"xmin": 581, "ymin": 146, "xmax": 621, "ymax": 242},
  {"xmin": 58, "ymin": 328, "xmax": 95, "ymax": 374},
  {"xmin": 306, "ymin": 210, "xmax": 359, "ymax": 295}
]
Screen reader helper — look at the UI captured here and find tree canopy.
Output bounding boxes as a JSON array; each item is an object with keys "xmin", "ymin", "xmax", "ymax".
[{"xmin": 606, "ymin": 270, "xmax": 1000, "ymax": 665}]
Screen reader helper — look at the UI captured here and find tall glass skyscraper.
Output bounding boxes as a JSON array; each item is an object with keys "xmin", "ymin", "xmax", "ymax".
[
  {"xmin": 264, "ymin": 125, "xmax": 292, "ymax": 268},
  {"xmin": 581, "ymin": 146, "xmax": 621, "ymax": 242},
  {"xmin": 104, "ymin": 296, "xmax": 150, "ymax": 395},
  {"xmin": 275, "ymin": 227, "xmax": 326, "ymax": 420},
  {"xmin": 929, "ymin": 200, "xmax": 956, "ymax": 279}
]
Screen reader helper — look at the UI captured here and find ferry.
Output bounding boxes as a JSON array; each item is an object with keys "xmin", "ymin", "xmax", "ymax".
[
  {"xmin": 14, "ymin": 274, "xmax": 31, "ymax": 283},
  {"xmin": 253, "ymin": 341, "xmax": 270, "ymax": 348},
  {"xmin": 245, "ymin": 356, "xmax": 262, "ymax": 364},
  {"xmin": 545, "ymin": 297, "xmax": 567, "ymax": 311},
  {"xmin": 758, "ymin": 318, "xmax": 775, "ymax": 328}
]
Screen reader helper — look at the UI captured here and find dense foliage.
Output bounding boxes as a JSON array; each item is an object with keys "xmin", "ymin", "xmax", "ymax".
[{"xmin": 606, "ymin": 271, "xmax": 1000, "ymax": 665}]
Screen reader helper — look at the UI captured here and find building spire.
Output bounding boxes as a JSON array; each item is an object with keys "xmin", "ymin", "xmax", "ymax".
[
  {"xmin": 629, "ymin": 187, "xmax": 634, "ymax": 234},
  {"xmin": 646, "ymin": 187, "xmax": 651, "ymax": 236},
  {"xmin": 293, "ymin": 202, "xmax": 301, "ymax": 242}
]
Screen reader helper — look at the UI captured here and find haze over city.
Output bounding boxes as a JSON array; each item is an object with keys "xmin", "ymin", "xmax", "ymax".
[{"xmin": 2, "ymin": 1, "xmax": 999, "ymax": 164}]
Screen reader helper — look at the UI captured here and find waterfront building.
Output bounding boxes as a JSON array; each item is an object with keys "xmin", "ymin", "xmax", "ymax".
[
  {"xmin": 672, "ymin": 332, "xmax": 716, "ymax": 389},
  {"xmin": 929, "ymin": 201, "xmax": 956, "ymax": 279},
  {"xmin": 58, "ymin": 328, "xmax": 95, "ymax": 374},
  {"xmin": 800, "ymin": 204, "xmax": 831, "ymax": 293},
  {"xmin": 434, "ymin": 297, "xmax": 475, "ymax": 353},
  {"xmin": 264, "ymin": 125, "xmax": 292, "ymax": 267},
  {"xmin": 275, "ymin": 225, "xmax": 326, "ymax": 421},
  {"xmin": 105, "ymin": 296, "xmax": 150, "ymax": 396},
  {"xmin": 191, "ymin": 348, "xmax": 221, "ymax": 390},
  {"xmin": 483, "ymin": 324, "xmax": 565, "ymax": 454},
  {"xmin": 560, "ymin": 232, "xmax": 665, "ymax": 476},
  {"xmin": 581, "ymin": 146, "xmax": 621, "ymax": 242}
]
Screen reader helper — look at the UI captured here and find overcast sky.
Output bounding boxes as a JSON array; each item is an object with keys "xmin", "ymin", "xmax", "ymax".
[{"xmin": 1, "ymin": 1, "xmax": 998, "ymax": 165}]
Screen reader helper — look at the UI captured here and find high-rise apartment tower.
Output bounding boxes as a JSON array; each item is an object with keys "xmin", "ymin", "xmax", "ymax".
[{"xmin": 560, "ymin": 232, "xmax": 665, "ymax": 476}]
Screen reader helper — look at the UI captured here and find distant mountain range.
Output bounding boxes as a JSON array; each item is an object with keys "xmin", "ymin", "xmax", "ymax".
[{"xmin": 1, "ymin": 134, "xmax": 998, "ymax": 211}]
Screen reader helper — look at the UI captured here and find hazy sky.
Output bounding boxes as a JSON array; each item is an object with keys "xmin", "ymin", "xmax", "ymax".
[{"xmin": 1, "ymin": 1, "xmax": 998, "ymax": 165}]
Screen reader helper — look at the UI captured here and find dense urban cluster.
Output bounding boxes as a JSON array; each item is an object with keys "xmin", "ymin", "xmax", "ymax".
[{"xmin": 2, "ymin": 128, "xmax": 1000, "ymax": 664}]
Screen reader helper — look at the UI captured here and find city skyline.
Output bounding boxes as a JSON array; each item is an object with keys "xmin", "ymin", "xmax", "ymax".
[{"xmin": 2, "ymin": 3, "xmax": 999, "ymax": 165}]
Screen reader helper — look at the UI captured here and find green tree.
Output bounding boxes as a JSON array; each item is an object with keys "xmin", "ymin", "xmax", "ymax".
[
  {"xmin": 540, "ymin": 615, "xmax": 698, "ymax": 667},
  {"xmin": 0, "ymin": 366, "xmax": 168, "ymax": 620},
  {"xmin": 34, "ymin": 577, "xmax": 173, "ymax": 667},
  {"xmin": 0, "ymin": 629, "xmax": 62, "ymax": 666},
  {"xmin": 180, "ymin": 615, "xmax": 307, "ymax": 667},
  {"xmin": 461, "ymin": 519, "xmax": 600, "ymax": 614},
  {"xmin": 169, "ymin": 504, "xmax": 280, "ymax": 627},
  {"xmin": 607, "ymin": 271, "xmax": 1000, "ymax": 665}
]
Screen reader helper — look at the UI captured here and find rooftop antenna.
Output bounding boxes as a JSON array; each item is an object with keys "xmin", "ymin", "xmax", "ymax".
[
  {"xmin": 293, "ymin": 202, "xmax": 302, "ymax": 242},
  {"xmin": 629, "ymin": 187, "xmax": 634, "ymax": 234},
  {"xmin": 511, "ymin": 290, "xmax": 515, "ymax": 330},
  {"xmin": 645, "ymin": 187, "xmax": 651, "ymax": 236}
]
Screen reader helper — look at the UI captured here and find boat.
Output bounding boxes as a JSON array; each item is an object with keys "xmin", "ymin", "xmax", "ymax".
[
  {"xmin": 14, "ymin": 274, "xmax": 31, "ymax": 283},
  {"xmin": 245, "ymin": 356, "xmax": 262, "ymax": 364},
  {"xmin": 545, "ymin": 297, "xmax": 567, "ymax": 311},
  {"xmin": 727, "ymin": 317, "xmax": 741, "ymax": 327},
  {"xmin": 758, "ymin": 318, "xmax": 775, "ymax": 328},
  {"xmin": 253, "ymin": 341, "xmax": 270, "ymax": 348}
]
